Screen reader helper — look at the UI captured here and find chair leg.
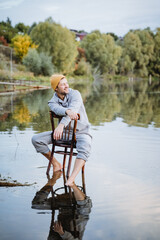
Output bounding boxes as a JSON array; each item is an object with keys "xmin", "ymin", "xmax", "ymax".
[
  {"xmin": 82, "ymin": 165, "xmax": 86, "ymax": 195},
  {"xmin": 66, "ymin": 147, "xmax": 74, "ymax": 179},
  {"xmin": 62, "ymin": 169, "xmax": 68, "ymax": 193},
  {"xmin": 46, "ymin": 145, "xmax": 55, "ymax": 175},
  {"xmin": 63, "ymin": 147, "xmax": 67, "ymax": 169},
  {"xmin": 68, "ymin": 186, "xmax": 73, "ymax": 204}
]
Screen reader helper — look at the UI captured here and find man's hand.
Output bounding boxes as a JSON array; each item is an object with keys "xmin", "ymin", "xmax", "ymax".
[
  {"xmin": 66, "ymin": 109, "xmax": 78, "ymax": 120},
  {"xmin": 54, "ymin": 221, "xmax": 64, "ymax": 235},
  {"xmin": 53, "ymin": 123, "xmax": 64, "ymax": 140}
]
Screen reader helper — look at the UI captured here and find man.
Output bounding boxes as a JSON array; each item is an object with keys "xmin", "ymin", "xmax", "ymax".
[{"xmin": 32, "ymin": 74, "xmax": 92, "ymax": 186}]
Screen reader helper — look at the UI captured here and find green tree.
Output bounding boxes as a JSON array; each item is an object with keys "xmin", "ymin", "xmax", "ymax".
[
  {"xmin": 121, "ymin": 32, "xmax": 141, "ymax": 75},
  {"xmin": 120, "ymin": 30, "xmax": 155, "ymax": 76},
  {"xmin": 15, "ymin": 22, "xmax": 30, "ymax": 34},
  {"xmin": 106, "ymin": 32, "xmax": 119, "ymax": 41},
  {"xmin": 148, "ymin": 28, "xmax": 160, "ymax": 76},
  {"xmin": 23, "ymin": 48, "xmax": 54, "ymax": 76},
  {"xmin": 23, "ymin": 49, "xmax": 41, "ymax": 75},
  {"xmin": 39, "ymin": 52, "xmax": 54, "ymax": 76},
  {"xmin": 135, "ymin": 29, "xmax": 155, "ymax": 76},
  {"xmin": 28, "ymin": 22, "xmax": 37, "ymax": 35},
  {"xmin": 0, "ymin": 17, "xmax": 17, "ymax": 43},
  {"xmin": 30, "ymin": 19, "xmax": 78, "ymax": 74},
  {"xmin": 74, "ymin": 58, "xmax": 92, "ymax": 76},
  {"xmin": 80, "ymin": 31, "xmax": 122, "ymax": 74}
]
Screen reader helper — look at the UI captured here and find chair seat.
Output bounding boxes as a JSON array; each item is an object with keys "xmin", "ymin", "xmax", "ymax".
[{"xmin": 54, "ymin": 139, "xmax": 76, "ymax": 148}]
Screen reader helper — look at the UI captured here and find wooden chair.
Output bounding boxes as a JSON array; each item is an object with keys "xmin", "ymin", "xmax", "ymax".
[{"xmin": 46, "ymin": 111, "xmax": 85, "ymax": 189}]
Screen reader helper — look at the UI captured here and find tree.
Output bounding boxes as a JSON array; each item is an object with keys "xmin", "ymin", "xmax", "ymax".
[
  {"xmin": 148, "ymin": 28, "xmax": 160, "ymax": 76},
  {"xmin": 120, "ymin": 30, "xmax": 155, "ymax": 76},
  {"xmin": 30, "ymin": 20, "xmax": 78, "ymax": 74},
  {"xmin": 39, "ymin": 52, "xmax": 54, "ymax": 76},
  {"xmin": 15, "ymin": 22, "xmax": 30, "ymax": 34},
  {"xmin": 28, "ymin": 22, "xmax": 37, "ymax": 35},
  {"xmin": 80, "ymin": 31, "xmax": 122, "ymax": 74},
  {"xmin": 122, "ymin": 32, "xmax": 142, "ymax": 75},
  {"xmin": 135, "ymin": 29, "xmax": 155, "ymax": 76},
  {"xmin": 22, "ymin": 49, "xmax": 41, "ymax": 75},
  {"xmin": 74, "ymin": 58, "xmax": 92, "ymax": 76},
  {"xmin": 0, "ymin": 36, "xmax": 8, "ymax": 46},
  {"xmin": 23, "ymin": 49, "xmax": 54, "ymax": 76},
  {"xmin": 106, "ymin": 32, "xmax": 119, "ymax": 41},
  {"xmin": 0, "ymin": 18, "xmax": 17, "ymax": 43},
  {"xmin": 11, "ymin": 34, "xmax": 38, "ymax": 61}
]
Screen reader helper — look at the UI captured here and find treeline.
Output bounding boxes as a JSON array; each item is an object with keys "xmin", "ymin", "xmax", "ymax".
[{"xmin": 0, "ymin": 17, "xmax": 160, "ymax": 77}]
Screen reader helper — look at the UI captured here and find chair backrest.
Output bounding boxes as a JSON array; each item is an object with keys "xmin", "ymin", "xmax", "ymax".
[{"xmin": 49, "ymin": 111, "xmax": 80, "ymax": 142}]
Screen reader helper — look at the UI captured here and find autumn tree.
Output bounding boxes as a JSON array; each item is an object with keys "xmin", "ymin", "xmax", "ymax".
[
  {"xmin": 11, "ymin": 34, "xmax": 38, "ymax": 61},
  {"xmin": 30, "ymin": 19, "xmax": 78, "ymax": 74},
  {"xmin": 80, "ymin": 30, "xmax": 122, "ymax": 74}
]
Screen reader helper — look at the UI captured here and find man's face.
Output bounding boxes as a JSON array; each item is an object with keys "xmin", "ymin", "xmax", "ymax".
[{"xmin": 56, "ymin": 78, "xmax": 69, "ymax": 95}]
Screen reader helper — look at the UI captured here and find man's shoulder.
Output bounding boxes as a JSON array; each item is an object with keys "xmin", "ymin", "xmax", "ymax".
[
  {"xmin": 48, "ymin": 92, "xmax": 58, "ymax": 103},
  {"xmin": 68, "ymin": 88, "xmax": 81, "ymax": 96}
]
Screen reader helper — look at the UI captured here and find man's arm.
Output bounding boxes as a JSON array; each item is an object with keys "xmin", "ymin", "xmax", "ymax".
[
  {"xmin": 48, "ymin": 98, "xmax": 66, "ymax": 116},
  {"xmin": 48, "ymin": 91, "xmax": 82, "ymax": 140},
  {"xmin": 60, "ymin": 90, "xmax": 82, "ymax": 126}
]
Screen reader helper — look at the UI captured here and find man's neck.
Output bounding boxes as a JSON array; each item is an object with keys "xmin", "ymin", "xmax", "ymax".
[{"xmin": 57, "ymin": 92, "xmax": 66, "ymax": 100}]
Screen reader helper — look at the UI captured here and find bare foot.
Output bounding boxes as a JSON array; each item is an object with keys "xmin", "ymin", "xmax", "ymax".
[
  {"xmin": 52, "ymin": 159, "xmax": 63, "ymax": 172},
  {"xmin": 65, "ymin": 177, "xmax": 75, "ymax": 187}
]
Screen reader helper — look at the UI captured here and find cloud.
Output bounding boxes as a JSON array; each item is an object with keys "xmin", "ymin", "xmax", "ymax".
[
  {"xmin": 0, "ymin": 0, "xmax": 24, "ymax": 9},
  {"xmin": 42, "ymin": 5, "xmax": 60, "ymax": 12}
]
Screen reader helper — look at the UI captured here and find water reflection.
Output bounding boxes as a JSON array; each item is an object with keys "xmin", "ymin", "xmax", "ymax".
[
  {"xmin": 32, "ymin": 171, "xmax": 92, "ymax": 240},
  {"xmin": 0, "ymin": 79, "xmax": 160, "ymax": 132},
  {"xmin": 85, "ymin": 80, "xmax": 160, "ymax": 127},
  {"xmin": 0, "ymin": 79, "xmax": 160, "ymax": 240}
]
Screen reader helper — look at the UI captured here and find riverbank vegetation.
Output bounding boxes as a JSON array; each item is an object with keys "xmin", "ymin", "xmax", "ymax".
[{"xmin": 0, "ymin": 17, "xmax": 160, "ymax": 83}]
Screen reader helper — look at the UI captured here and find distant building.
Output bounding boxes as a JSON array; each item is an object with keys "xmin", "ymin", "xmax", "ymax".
[{"xmin": 70, "ymin": 29, "xmax": 88, "ymax": 41}]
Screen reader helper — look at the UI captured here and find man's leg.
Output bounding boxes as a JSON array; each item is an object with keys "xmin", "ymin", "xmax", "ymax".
[
  {"xmin": 42, "ymin": 151, "xmax": 62, "ymax": 172},
  {"xmin": 32, "ymin": 131, "xmax": 62, "ymax": 172},
  {"xmin": 65, "ymin": 133, "xmax": 92, "ymax": 186},
  {"xmin": 65, "ymin": 158, "xmax": 85, "ymax": 186}
]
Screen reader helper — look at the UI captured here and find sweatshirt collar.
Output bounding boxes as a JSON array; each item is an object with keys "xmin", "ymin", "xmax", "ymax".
[{"xmin": 54, "ymin": 88, "xmax": 70, "ymax": 104}]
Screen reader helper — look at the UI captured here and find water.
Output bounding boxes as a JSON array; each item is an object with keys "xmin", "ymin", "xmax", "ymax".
[{"xmin": 0, "ymin": 79, "xmax": 160, "ymax": 240}]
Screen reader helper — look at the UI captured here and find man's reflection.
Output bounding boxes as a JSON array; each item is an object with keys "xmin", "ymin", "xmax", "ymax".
[{"xmin": 32, "ymin": 171, "xmax": 92, "ymax": 240}]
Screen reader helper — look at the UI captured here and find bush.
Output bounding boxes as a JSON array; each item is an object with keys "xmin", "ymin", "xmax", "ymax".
[
  {"xmin": 16, "ymin": 64, "xmax": 26, "ymax": 72},
  {"xmin": 39, "ymin": 52, "xmax": 54, "ymax": 76},
  {"xmin": 0, "ymin": 53, "xmax": 7, "ymax": 70},
  {"xmin": 23, "ymin": 49, "xmax": 54, "ymax": 76},
  {"xmin": 74, "ymin": 58, "xmax": 92, "ymax": 76},
  {"xmin": 23, "ymin": 49, "xmax": 41, "ymax": 75}
]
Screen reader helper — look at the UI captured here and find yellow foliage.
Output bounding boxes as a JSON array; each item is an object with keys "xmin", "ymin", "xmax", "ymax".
[
  {"xmin": 13, "ymin": 103, "xmax": 31, "ymax": 124},
  {"xmin": 12, "ymin": 34, "xmax": 38, "ymax": 61}
]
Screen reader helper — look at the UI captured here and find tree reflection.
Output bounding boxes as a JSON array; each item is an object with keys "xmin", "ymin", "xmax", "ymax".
[
  {"xmin": 85, "ymin": 80, "xmax": 160, "ymax": 128},
  {"xmin": 0, "ymin": 80, "xmax": 160, "ymax": 132}
]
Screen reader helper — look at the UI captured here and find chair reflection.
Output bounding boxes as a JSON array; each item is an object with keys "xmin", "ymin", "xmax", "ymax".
[{"xmin": 32, "ymin": 170, "xmax": 92, "ymax": 240}]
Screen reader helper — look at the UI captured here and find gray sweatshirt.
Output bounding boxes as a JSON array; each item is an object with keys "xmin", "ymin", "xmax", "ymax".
[{"xmin": 48, "ymin": 88, "xmax": 91, "ymax": 135}]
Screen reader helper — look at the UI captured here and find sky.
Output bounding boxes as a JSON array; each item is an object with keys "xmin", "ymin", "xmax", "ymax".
[{"xmin": 0, "ymin": 0, "xmax": 160, "ymax": 36}]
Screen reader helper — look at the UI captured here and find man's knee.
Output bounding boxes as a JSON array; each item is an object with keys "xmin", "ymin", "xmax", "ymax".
[
  {"xmin": 31, "ymin": 135, "xmax": 39, "ymax": 147},
  {"xmin": 76, "ymin": 135, "xmax": 92, "ymax": 161}
]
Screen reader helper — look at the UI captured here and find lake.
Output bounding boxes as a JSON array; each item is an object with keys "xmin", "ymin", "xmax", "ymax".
[{"xmin": 0, "ymin": 79, "xmax": 160, "ymax": 240}]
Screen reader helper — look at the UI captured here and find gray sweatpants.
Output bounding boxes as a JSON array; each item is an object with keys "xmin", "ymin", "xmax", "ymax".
[{"xmin": 32, "ymin": 131, "xmax": 92, "ymax": 161}]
